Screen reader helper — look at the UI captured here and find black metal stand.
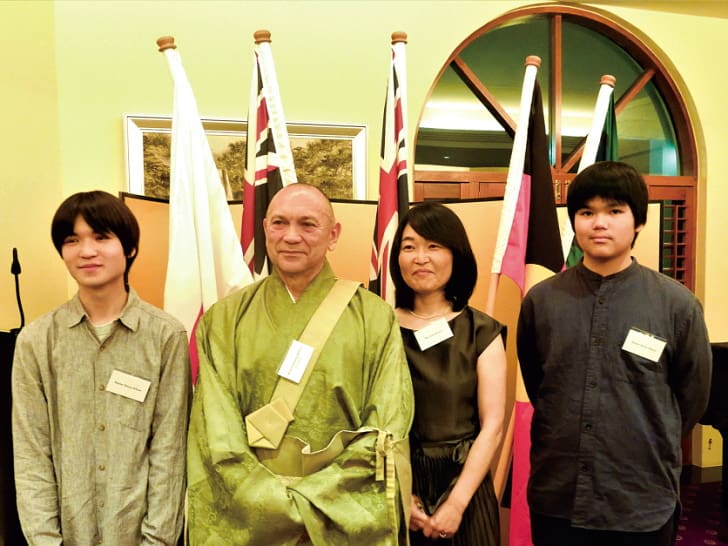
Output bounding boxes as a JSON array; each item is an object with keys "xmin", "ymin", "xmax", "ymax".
[{"xmin": 0, "ymin": 330, "xmax": 25, "ymax": 545}]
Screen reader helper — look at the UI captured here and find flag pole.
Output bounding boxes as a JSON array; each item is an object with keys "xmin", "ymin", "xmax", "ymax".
[
  {"xmin": 253, "ymin": 29, "xmax": 297, "ymax": 187},
  {"xmin": 391, "ymin": 31, "xmax": 408, "ymax": 140},
  {"xmin": 486, "ymin": 56, "xmax": 541, "ymax": 504},
  {"xmin": 254, "ymin": 29, "xmax": 270, "ymax": 42},
  {"xmin": 485, "ymin": 55, "xmax": 541, "ymax": 316},
  {"xmin": 242, "ymin": 29, "xmax": 296, "ymax": 277},
  {"xmin": 157, "ymin": 35, "xmax": 176, "ymax": 52},
  {"xmin": 561, "ymin": 75, "xmax": 616, "ymax": 260},
  {"xmin": 368, "ymin": 30, "xmax": 409, "ymax": 305},
  {"xmin": 156, "ymin": 35, "xmax": 252, "ymax": 384},
  {"xmin": 578, "ymin": 74, "xmax": 616, "ymax": 172},
  {"xmin": 392, "ymin": 30, "xmax": 409, "ymax": 202}
]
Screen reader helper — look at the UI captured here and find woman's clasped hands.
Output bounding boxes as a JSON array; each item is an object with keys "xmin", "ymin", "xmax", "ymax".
[{"xmin": 409, "ymin": 494, "xmax": 464, "ymax": 540}]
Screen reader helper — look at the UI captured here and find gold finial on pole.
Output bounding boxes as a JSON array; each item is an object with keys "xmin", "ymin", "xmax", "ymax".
[
  {"xmin": 391, "ymin": 31, "xmax": 407, "ymax": 45},
  {"xmin": 254, "ymin": 30, "xmax": 272, "ymax": 44},
  {"xmin": 600, "ymin": 74, "xmax": 616, "ymax": 87},
  {"xmin": 525, "ymin": 55, "xmax": 541, "ymax": 68},
  {"xmin": 156, "ymin": 36, "xmax": 176, "ymax": 52}
]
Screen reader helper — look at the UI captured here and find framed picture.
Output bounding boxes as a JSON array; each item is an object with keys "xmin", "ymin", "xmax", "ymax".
[{"xmin": 124, "ymin": 114, "xmax": 367, "ymax": 200}]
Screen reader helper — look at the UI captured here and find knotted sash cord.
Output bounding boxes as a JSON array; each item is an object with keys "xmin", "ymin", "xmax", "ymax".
[
  {"xmin": 245, "ymin": 279, "xmax": 360, "ymax": 449},
  {"xmin": 377, "ymin": 430, "xmax": 413, "ymax": 535}
]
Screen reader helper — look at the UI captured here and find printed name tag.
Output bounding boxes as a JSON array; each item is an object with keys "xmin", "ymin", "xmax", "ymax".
[
  {"xmin": 414, "ymin": 318, "xmax": 454, "ymax": 351},
  {"xmin": 278, "ymin": 340, "xmax": 315, "ymax": 383},
  {"xmin": 106, "ymin": 370, "xmax": 151, "ymax": 403},
  {"xmin": 622, "ymin": 327, "xmax": 667, "ymax": 363}
]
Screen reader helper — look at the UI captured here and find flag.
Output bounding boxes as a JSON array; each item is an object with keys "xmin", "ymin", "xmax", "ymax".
[
  {"xmin": 596, "ymin": 92, "xmax": 618, "ymax": 162},
  {"xmin": 241, "ymin": 30, "xmax": 297, "ymax": 278},
  {"xmin": 487, "ymin": 57, "xmax": 563, "ymax": 546},
  {"xmin": 369, "ymin": 32, "xmax": 409, "ymax": 305},
  {"xmin": 492, "ymin": 79, "xmax": 564, "ymax": 295},
  {"xmin": 565, "ymin": 77, "xmax": 618, "ymax": 267},
  {"xmin": 157, "ymin": 36, "xmax": 252, "ymax": 383},
  {"xmin": 503, "ymin": 75, "xmax": 564, "ymax": 546}
]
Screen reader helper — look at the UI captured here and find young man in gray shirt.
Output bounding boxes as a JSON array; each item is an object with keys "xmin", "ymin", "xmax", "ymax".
[{"xmin": 12, "ymin": 191, "xmax": 190, "ymax": 545}]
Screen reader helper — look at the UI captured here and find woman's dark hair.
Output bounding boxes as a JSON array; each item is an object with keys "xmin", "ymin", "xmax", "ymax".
[
  {"xmin": 567, "ymin": 161, "xmax": 649, "ymax": 230},
  {"xmin": 390, "ymin": 201, "xmax": 477, "ymax": 311},
  {"xmin": 51, "ymin": 191, "xmax": 140, "ymax": 287}
]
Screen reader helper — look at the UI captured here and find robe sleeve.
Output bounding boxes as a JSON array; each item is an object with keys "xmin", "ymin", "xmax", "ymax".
[{"xmin": 187, "ymin": 307, "xmax": 304, "ymax": 546}]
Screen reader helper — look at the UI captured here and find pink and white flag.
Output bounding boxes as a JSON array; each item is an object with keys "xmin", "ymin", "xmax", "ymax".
[{"xmin": 158, "ymin": 37, "xmax": 252, "ymax": 383}]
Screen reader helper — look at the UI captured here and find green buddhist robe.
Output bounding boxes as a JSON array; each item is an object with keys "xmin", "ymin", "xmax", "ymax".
[{"xmin": 187, "ymin": 263, "xmax": 414, "ymax": 545}]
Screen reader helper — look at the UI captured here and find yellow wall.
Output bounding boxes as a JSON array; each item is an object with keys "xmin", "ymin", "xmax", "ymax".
[
  {"xmin": 1, "ymin": 0, "xmax": 727, "ymax": 339},
  {"xmin": 0, "ymin": 0, "xmax": 66, "ymax": 328}
]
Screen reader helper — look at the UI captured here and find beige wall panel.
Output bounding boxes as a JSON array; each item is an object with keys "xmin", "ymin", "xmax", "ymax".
[{"xmin": 125, "ymin": 195, "xmax": 660, "ymax": 309}]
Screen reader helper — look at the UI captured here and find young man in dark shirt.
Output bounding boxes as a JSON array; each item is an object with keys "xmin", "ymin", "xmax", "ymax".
[{"xmin": 517, "ymin": 161, "xmax": 712, "ymax": 546}]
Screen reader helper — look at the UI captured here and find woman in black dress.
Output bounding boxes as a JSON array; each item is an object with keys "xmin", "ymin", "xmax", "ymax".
[{"xmin": 390, "ymin": 202, "xmax": 507, "ymax": 545}]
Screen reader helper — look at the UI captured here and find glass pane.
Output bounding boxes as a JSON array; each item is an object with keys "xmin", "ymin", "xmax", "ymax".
[
  {"xmin": 618, "ymin": 81, "xmax": 679, "ymax": 175},
  {"xmin": 417, "ymin": 66, "xmax": 510, "ymax": 169},
  {"xmin": 416, "ymin": 15, "xmax": 551, "ymax": 170},
  {"xmin": 562, "ymin": 20, "xmax": 678, "ymax": 175},
  {"xmin": 562, "ymin": 21, "xmax": 639, "ymax": 166},
  {"xmin": 459, "ymin": 15, "xmax": 552, "ymax": 122}
]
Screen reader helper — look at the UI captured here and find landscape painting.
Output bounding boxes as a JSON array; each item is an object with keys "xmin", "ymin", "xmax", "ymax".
[{"xmin": 125, "ymin": 115, "xmax": 367, "ymax": 201}]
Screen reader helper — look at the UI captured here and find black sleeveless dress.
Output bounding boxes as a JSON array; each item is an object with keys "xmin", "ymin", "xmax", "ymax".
[{"xmin": 400, "ymin": 307, "xmax": 504, "ymax": 546}]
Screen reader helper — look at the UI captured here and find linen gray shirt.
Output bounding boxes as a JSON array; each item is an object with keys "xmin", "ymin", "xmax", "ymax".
[
  {"xmin": 517, "ymin": 260, "xmax": 711, "ymax": 532},
  {"xmin": 12, "ymin": 288, "xmax": 191, "ymax": 545}
]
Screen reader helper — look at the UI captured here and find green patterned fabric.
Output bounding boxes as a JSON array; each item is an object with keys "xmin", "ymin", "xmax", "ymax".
[{"xmin": 187, "ymin": 263, "xmax": 414, "ymax": 545}]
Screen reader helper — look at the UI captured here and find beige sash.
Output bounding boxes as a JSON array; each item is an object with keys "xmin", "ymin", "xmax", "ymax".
[{"xmin": 245, "ymin": 279, "xmax": 360, "ymax": 450}]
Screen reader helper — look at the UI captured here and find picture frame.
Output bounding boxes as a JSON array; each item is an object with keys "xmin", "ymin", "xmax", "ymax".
[{"xmin": 124, "ymin": 114, "xmax": 368, "ymax": 200}]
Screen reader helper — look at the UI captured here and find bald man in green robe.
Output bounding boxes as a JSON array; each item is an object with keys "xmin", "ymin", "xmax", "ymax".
[{"xmin": 187, "ymin": 184, "xmax": 414, "ymax": 545}]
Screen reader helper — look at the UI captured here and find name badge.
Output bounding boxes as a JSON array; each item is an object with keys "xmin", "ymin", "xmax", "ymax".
[
  {"xmin": 278, "ymin": 340, "xmax": 314, "ymax": 383},
  {"xmin": 414, "ymin": 318, "xmax": 454, "ymax": 351},
  {"xmin": 622, "ymin": 327, "xmax": 667, "ymax": 363},
  {"xmin": 106, "ymin": 370, "xmax": 151, "ymax": 403}
]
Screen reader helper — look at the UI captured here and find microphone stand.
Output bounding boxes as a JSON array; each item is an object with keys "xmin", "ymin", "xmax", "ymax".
[{"xmin": 10, "ymin": 248, "xmax": 24, "ymax": 334}]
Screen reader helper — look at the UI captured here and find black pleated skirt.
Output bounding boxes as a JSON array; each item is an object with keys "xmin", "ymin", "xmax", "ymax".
[{"xmin": 410, "ymin": 443, "xmax": 500, "ymax": 546}]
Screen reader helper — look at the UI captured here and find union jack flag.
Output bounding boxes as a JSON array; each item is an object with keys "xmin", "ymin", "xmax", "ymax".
[
  {"xmin": 369, "ymin": 32, "xmax": 409, "ymax": 305},
  {"xmin": 242, "ymin": 31, "xmax": 297, "ymax": 278}
]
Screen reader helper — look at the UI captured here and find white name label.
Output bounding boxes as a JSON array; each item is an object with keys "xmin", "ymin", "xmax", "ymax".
[
  {"xmin": 414, "ymin": 318, "xmax": 454, "ymax": 351},
  {"xmin": 106, "ymin": 370, "xmax": 151, "ymax": 403},
  {"xmin": 278, "ymin": 340, "xmax": 315, "ymax": 383},
  {"xmin": 622, "ymin": 327, "xmax": 667, "ymax": 363}
]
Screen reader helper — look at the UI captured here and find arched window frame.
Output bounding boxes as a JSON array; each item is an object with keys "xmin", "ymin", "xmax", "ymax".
[{"xmin": 414, "ymin": 3, "xmax": 698, "ymax": 289}]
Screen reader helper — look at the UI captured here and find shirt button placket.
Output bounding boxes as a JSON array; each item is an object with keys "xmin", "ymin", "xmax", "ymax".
[
  {"xmin": 94, "ymin": 348, "xmax": 108, "ymax": 535},
  {"xmin": 574, "ymin": 286, "xmax": 608, "ymax": 524}
]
